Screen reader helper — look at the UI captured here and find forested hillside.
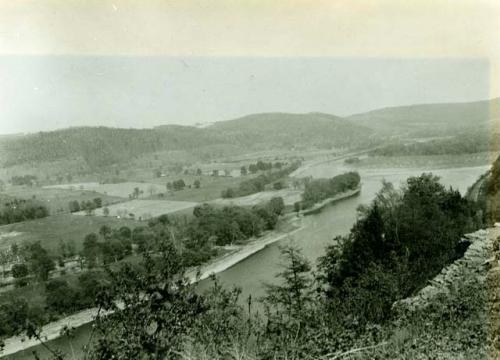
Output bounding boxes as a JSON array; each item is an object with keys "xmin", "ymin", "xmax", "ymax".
[
  {"xmin": 371, "ymin": 129, "xmax": 494, "ymax": 157},
  {"xmin": 347, "ymin": 98, "xmax": 499, "ymax": 138},
  {"xmin": 0, "ymin": 113, "xmax": 374, "ymax": 169},
  {"xmin": 0, "ymin": 126, "xmax": 223, "ymax": 169},
  {"xmin": 2, "ymin": 98, "xmax": 498, "ymax": 170},
  {"xmin": 210, "ymin": 112, "xmax": 374, "ymax": 150}
]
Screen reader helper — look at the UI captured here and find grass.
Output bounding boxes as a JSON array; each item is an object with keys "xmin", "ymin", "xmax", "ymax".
[
  {"xmin": 148, "ymin": 176, "xmax": 249, "ymax": 202},
  {"xmin": 74, "ymin": 199, "xmax": 198, "ymax": 219},
  {"xmin": 0, "ymin": 214, "xmax": 140, "ymax": 253},
  {"xmin": 43, "ymin": 181, "xmax": 166, "ymax": 199},
  {"xmin": 355, "ymin": 152, "xmax": 492, "ymax": 170},
  {"xmin": 3, "ymin": 186, "xmax": 124, "ymax": 214}
]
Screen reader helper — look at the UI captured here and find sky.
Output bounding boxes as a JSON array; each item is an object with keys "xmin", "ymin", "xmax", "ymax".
[{"xmin": 0, "ymin": 1, "xmax": 499, "ymax": 134}]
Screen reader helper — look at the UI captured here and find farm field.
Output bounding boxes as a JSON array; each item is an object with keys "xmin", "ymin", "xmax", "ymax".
[
  {"xmin": 211, "ymin": 188, "xmax": 302, "ymax": 207},
  {"xmin": 0, "ymin": 214, "xmax": 140, "ymax": 253},
  {"xmin": 73, "ymin": 199, "xmax": 198, "ymax": 219},
  {"xmin": 148, "ymin": 175, "xmax": 248, "ymax": 202},
  {"xmin": 3, "ymin": 186, "xmax": 124, "ymax": 214},
  {"xmin": 354, "ymin": 152, "xmax": 492, "ymax": 170},
  {"xmin": 44, "ymin": 181, "xmax": 165, "ymax": 198}
]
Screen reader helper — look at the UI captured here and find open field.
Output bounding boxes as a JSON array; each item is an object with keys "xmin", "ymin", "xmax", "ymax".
[
  {"xmin": 0, "ymin": 214, "xmax": 140, "ymax": 253},
  {"xmin": 354, "ymin": 152, "xmax": 493, "ymax": 170},
  {"xmin": 211, "ymin": 188, "xmax": 302, "ymax": 207},
  {"xmin": 44, "ymin": 181, "xmax": 165, "ymax": 198},
  {"xmin": 73, "ymin": 199, "xmax": 198, "ymax": 219},
  {"xmin": 148, "ymin": 175, "xmax": 248, "ymax": 202},
  {"xmin": 3, "ymin": 186, "xmax": 124, "ymax": 214}
]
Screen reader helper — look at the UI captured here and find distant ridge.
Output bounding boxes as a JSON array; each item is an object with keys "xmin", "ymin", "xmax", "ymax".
[
  {"xmin": 1, "ymin": 98, "xmax": 499, "ymax": 169},
  {"xmin": 347, "ymin": 98, "xmax": 500, "ymax": 137}
]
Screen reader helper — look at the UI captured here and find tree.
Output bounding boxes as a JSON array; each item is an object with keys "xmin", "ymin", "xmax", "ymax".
[
  {"xmin": 269, "ymin": 196, "xmax": 285, "ymax": 216},
  {"xmin": 78, "ymin": 270, "xmax": 110, "ymax": 307},
  {"xmin": 99, "ymin": 225, "xmax": 112, "ymax": 239},
  {"xmin": 68, "ymin": 200, "xmax": 80, "ymax": 213},
  {"xmin": 93, "ymin": 197, "xmax": 102, "ymax": 208},
  {"xmin": 82, "ymin": 233, "xmax": 100, "ymax": 268},
  {"xmin": 196, "ymin": 168, "xmax": 202, "ymax": 176},
  {"xmin": 248, "ymin": 164, "xmax": 258, "ymax": 174},
  {"xmin": 294, "ymin": 201, "xmax": 301, "ymax": 214},
  {"xmin": 45, "ymin": 279, "xmax": 78, "ymax": 314},
  {"xmin": 103, "ymin": 206, "xmax": 110, "ymax": 217},
  {"xmin": 263, "ymin": 245, "xmax": 313, "ymax": 317},
  {"xmin": 0, "ymin": 250, "xmax": 9, "ymax": 278},
  {"xmin": 172, "ymin": 179, "xmax": 186, "ymax": 191},
  {"xmin": 240, "ymin": 166, "xmax": 247, "ymax": 176},
  {"xmin": 221, "ymin": 187, "xmax": 235, "ymax": 198},
  {"xmin": 193, "ymin": 179, "xmax": 201, "ymax": 189},
  {"xmin": 26, "ymin": 242, "xmax": 55, "ymax": 281},
  {"xmin": 273, "ymin": 181, "xmax": 284, "ymax": 190},
  {"xmin": 11, "ymin": 263, "xmax": 29, "ymax": 287}
]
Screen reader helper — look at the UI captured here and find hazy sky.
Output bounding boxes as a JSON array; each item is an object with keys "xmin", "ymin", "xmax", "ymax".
[
  {"xmin": 0, "ymin": 1, "xmax": 498, "ymax": 134},
  {"xmin": 0, "ymin": 56, "xmax": 491, "ymax": 134}
]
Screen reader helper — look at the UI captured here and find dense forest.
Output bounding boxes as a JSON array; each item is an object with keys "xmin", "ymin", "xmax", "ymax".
[
  {"xmin": 2, "ymin": 173, "xmax": 484, "ymax": 359},
  {"xmin": 300, "ymin": 171, "xmax": 360, "ymax": 209},
  {"xmin": 371, "ymin": 130, "xmax": 492, "ymax": 157},
  {"xmin": 0, "ymin": 198, "xmax": 49, "ymax": 225},
  {"xmin": 221, "ymin": 162, "xmax": 301, "ymax": 198},
  {"xmin": 0, "ymin": 113, "xmax": 374, "ymax": 169},
  {"xmin": 0, "ymin": 198, "xmax": 286, "ymax": 340}
]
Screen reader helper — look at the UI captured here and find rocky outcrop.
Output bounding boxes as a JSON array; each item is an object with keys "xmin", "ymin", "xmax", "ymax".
[{"xmin": 393, "ymin": 229, "xmax": 491, "ymax": 314}]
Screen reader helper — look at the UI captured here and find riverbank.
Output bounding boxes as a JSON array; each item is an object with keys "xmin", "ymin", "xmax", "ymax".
[
  {"xmin": 1, "ymin": 220, "xmax": 306, "ymax": 357},
  {"xmin": 299, "ymin": 186, "xmax": 361, "ymax": 216},
  {"xmin": 1, "ymin": 184, "xmax": 364, "ymax": 357}
]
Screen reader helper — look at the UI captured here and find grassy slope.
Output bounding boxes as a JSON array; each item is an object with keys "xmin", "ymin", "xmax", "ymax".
[
  {"xmin": 347, "ymin": 98, "xmax": 499, "ymax": 138},
  {"xmin": 0, "ymin": 214, "xmax": 140, "ymax": 253},
  {"xmin": 3, "ymin": 187, "xmax": 124, "ymax": 214}
]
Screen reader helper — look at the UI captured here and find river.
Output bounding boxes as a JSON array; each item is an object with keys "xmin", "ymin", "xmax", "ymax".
[{"xmin": 6, "ymin": 161, "xmax": 490, "ymax": 359}]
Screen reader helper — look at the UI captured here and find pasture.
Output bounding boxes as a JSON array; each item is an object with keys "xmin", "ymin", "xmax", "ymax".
[
  {"xmin": 0, "ymin": 214, "xmax": 140, "ymax": 253},
  {"xmin": 148, "ymin": 175, "xmax": 248, "ymax": 202},
  {"xmin": 73, "ymin": 199, "xmax": 198, "ymax": 219},
  {"xmin": 3, "ymin": 186, "xmax": 123, "ymax": 214},
  {"xmin": 44, "ymin": 181, "xmax": 165, "ymax": 198}
]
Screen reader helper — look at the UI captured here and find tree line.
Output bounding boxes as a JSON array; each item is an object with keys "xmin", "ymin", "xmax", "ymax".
[
  {"xmin": 0, "ymin": 198, "xmax": 49, "ymax": 225},
  {"xmin": 299, "ymin": 171, "xmax": 360, "ymax": 209},
  {"xmin": 74, "ymin": 174, "xmax": 482, "ymax": 358},
  {"xmin": 0, "ymin": 174, "xmax": 483, "ymax": 359},
  {"xmin": 0, "ymin": 197, "xmax": 286, "ymax": 341},
  {"xmin": 221, "ymin": 161, "xmax": 301, "ymax": 198}
]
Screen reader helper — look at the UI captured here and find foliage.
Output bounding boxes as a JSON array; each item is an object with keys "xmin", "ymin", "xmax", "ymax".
[
  {"xmin": 301, "ymin": 171, "xmax": 360, "ymax": 209},
  {"xmin": 317, "ymin": 174, "xmax": 480, "ymax": 324},
  {"xmin": 25, "ymin": 242, "xmax": 55, "ymax": 282},
  {"xmin": 221, "ymin": 162, "xmax": 300, "ymax": 198},
  {"xmin": 0, "ymin": 198, "xmax": 49, "ymax": 225}
]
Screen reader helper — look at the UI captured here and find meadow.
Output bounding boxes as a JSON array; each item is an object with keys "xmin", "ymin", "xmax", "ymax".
[
  {"xmin": 44, "ymin": 181, "xmax": 165, "ymax": 198},
  {"xmin": 0, "ymin": 214, "xmax": 140, "ymax": 253},
  {"xmin": 4, "ymin": 186, "xmax": 123, "ymax": 214},
  {"xmin": 73, "ymin": 199, "xmax": 198, "ymax": 219},
  {"xmin": 148, "ymin": 175, "xmax": 248, "ymax": 202}
]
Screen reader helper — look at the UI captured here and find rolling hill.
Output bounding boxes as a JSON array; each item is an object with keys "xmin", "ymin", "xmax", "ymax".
[
  {"xmin": 0, "ymin": 113, "xmax": 374, "ymax": 169},
  {"xmin": 347, "ymin": 98, "xmax": 500, "ymax": 138},
  {"xmin": 1, "ymin": 98, "xmax": 499, "ymax": 170}
]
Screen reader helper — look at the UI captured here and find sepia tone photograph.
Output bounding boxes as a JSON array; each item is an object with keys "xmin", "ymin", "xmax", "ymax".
[{"xmin": 0, "ymin": 1, "xmax": 499, "ymax": 359}]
